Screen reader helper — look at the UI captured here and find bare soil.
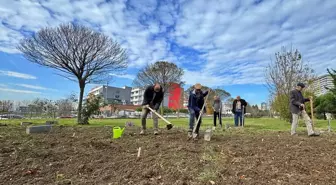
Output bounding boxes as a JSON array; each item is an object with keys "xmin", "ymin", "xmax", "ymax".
[{"xmin": 1, "ymin": 126, "xmax": 336, "ymax": 185}]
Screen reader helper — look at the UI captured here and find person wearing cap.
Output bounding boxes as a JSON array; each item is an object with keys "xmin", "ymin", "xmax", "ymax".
[
  {"xmin": 212, "ymin": 95, "xmax": 222, "ymax": 129},
  {"xmin": 290, "ymin": 82, "xmax": 319, "ymax": 136},
  {"xmin": 232, "ymin": 96, "xmax": 247, "ymax": 127},
  {"xmin": 140, "ymin": 83, "xmax": 164, "ymax": 135},
  {"xmin": 187, "ymin": 83, "xmax": 209, "ymax": 139}
]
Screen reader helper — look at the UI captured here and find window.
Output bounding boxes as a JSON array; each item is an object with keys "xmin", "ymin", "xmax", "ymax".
[{"xmin": 115, "ymin": 95, "xmax": 120, "ymax": 98}]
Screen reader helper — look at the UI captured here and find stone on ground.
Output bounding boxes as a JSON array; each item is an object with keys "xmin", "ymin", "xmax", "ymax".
[
  {"xmin": 21, "ymin": 122, "xmax": 32, "ymax": 126},
  {"xmin": 26, "ymin": 125, "xmax": 52, "ymax": 134},
  {"xmin": 45, "ymin": 121, "xmax": 58, "ymax": 125}
]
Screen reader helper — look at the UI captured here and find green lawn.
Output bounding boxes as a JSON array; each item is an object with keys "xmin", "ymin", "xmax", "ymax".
[{"xmin": 1, "ymin": 117, "xmax": 334, "ymax": 132}]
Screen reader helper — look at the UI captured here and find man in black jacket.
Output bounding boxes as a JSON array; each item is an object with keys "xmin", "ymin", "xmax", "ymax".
[
  {"xmin": 187, "ymin": 83, "xmax": 209, "ymax": 139},
  {"xmin": 290, "ymin": 82, "xmax": 319, "ymax": 136},
  {"xmin": 232, "ymin": 96, "xmax": 247, "ymax": 127},
  {"xmin": 140, "ymin": 83, "xmax": 164, "ymax": 135}
]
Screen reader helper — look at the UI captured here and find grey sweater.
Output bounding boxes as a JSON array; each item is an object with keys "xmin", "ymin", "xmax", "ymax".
[{"xmin": 213, "ymin": 100, "xmax": 222, "ymax": 112}]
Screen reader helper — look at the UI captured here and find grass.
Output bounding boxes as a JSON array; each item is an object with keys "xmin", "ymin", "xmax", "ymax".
[{"xmin": 0, "ymin": 116, "xmax": 334, "ymax": 132}]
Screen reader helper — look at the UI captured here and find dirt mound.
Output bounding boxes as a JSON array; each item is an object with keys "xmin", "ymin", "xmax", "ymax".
[{"xmin": 1, "ymin": 126, "xmax": 336, "ymax": 185}]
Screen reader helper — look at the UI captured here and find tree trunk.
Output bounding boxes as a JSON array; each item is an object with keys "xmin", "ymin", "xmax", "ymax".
[
  {"xmin": 177, "ymin": 108, "xmax": 180, "ymax": 119},
  {"xmin": 160, "ymin": 97, "xmax": 165, "ymax": 116},
  {"xmin": 77, "ymin": 81, "xmax": 85, "ymax": 124},
  {"xmin": 324, "ymin": 112, "xmax": 327, "ymax": 120}
]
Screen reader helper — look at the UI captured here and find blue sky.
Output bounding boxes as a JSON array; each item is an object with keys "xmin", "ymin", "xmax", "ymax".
[{"xmin": 1, "ymin": 0, "xmax": 336, "ymax": 106}]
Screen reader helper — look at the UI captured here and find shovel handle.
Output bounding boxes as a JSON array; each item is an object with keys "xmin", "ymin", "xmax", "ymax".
[
  {"xmin": 146, "ymin": 106, "xmax": 172, "ymax": 125},
  {"xmin": 310, "ymin": 98, "xmax": 314, "ymax": 129}
]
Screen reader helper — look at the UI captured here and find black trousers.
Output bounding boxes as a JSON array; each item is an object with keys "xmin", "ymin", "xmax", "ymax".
[{"xmin": 213, "ymin": 111, "xmax": 222, "ymax": 127}]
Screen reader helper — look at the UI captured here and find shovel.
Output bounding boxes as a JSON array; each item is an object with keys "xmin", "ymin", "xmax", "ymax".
[
  {"xmin": 146, "ymin": 106, "xmax": 173, "ymax": 130},
  {"xmin": 242, "ymin": 105, "xmax": 245, "ymax": 127},
  {"xmin": 310, "ymin": 97, "xmax": 315, "ymax": 130}
]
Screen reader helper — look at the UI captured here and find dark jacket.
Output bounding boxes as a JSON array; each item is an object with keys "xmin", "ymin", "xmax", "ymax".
[
  {"xmin": 141, "ymin": 85, "xmax": 164, "ymax": 110},
  {"xmin": 232, "ymin": 99, "xmax": 247, "ymax": 114},
  {"xmin": 187, "ymin": 90, "xmax": 209, "ymax": 112},
  {"xmin": 290, "ymin": 89, "xmax": 310, "ymax": 114}
]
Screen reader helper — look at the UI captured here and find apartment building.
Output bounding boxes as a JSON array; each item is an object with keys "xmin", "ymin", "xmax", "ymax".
[
  {"xmin": 88, "ymin": 85, "xmax": 132, "ymax": 105},
  {"xmin": 131, "ymin": 83, "xmax": 184, "ymax": 109},
  {"xmin": 130, "ymin": 87, "xmax": 145, "ymax": 105},
  {"xmin": 311, "ymin": 74, "xmax": 334, "ymax": 96}
]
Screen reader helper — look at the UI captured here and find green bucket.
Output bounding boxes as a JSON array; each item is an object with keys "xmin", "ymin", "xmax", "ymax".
[{"xmin": 113, "ymin": 126, "xmax": 125, "ymax": 139}]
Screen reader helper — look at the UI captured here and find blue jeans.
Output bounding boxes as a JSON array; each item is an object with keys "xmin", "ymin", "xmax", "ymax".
[
  {"xmin": 188, "ymin": 108, "xmax": 201, "ymax": 133},
  {"xmin": 234, "ymin": 111, "xmax": 243, "ymax": 126}
]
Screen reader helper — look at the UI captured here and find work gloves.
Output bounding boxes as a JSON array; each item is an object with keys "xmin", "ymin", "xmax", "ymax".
[{"xmin": 194, "ymin": 107, "xmax": 201, "ymax": 112}]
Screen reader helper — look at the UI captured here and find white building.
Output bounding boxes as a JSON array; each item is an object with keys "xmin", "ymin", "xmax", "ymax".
[
  {"xmin": 130, "ymin": 86, "xmax": 170, "ymax": 107},
  {"xmin": 88, "ymin": 85, "xmax": 132, "ymax": 105},
  {"xmin": 222, "ymin": 102, "xmax": 233, "ymax": 115},
  {"xmin": 261, "ymin": 102, "xmax": 267, "ymax": 111},
  {"xmin": 130, "ymin": 87, "xmax": 145, "ymax": 105},
  {"xmin": 311, "ymin": 74, "xmax": 334, "ymax": 96}
]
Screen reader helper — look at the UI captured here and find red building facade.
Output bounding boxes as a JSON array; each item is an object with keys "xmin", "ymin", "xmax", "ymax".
[{"xmin": 167, "ymin": 83, "xmax": 184, "ymax": 110}]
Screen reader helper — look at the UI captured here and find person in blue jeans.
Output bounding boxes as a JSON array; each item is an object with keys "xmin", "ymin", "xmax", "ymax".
[
  {"xmin": 187, "ymin": 83, "xmax": 209, "ymax": 139},
  {"xmin": 232, "ymin": 96, "xmax": 247, "ymax": 127}
]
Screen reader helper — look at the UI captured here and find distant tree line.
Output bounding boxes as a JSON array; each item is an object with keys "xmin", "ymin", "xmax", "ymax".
[{"xmin": 1, "ymin": 94, "xmax": 77, "ymax": 119}]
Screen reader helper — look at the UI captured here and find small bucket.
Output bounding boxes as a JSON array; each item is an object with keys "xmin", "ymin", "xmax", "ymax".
[
  {"xmin": 113, "ymin": 127, "xmax": 124, "ymax": 139},
  {"xmin": 204, "ymin": 129, "xmax": 212, "ymax": 141}
]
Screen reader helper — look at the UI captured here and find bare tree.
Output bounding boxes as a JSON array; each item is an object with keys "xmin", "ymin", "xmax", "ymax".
[
  {"xmin": 0, "ymin": 100, "xmax": 14, "ymax": 113},
  {"xmin": 185, "ymin": 85, "xmax": 231, "ymax": 114},
  {"xmin": 265, "ymin": 46, "xmax": 315, "ymax": 121},
  {"xmin": 185, "ymin": 86, "xmax": 230, "ymax": 103},
  {"xmin": 56, "ymin": 95, "xmax": 77, "ymax": 117},
  {"xmin": 17, "ymin": 23, "xmax": 128, "ymax": 124},
  {"xmin": 265, "ymin": 46, "xmax": 315, "ymax": 96},
  {"xmin": 133, "ymin": 61, "xmax": 184, "ymax": 113}
]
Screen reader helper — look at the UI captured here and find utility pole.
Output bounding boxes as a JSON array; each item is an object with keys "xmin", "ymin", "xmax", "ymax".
[{"xmin": 106, "ymin": 82, "xmax": 109, "ymax": 104}]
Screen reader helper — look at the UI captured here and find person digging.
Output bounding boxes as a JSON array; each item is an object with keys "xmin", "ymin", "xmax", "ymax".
[
  {"xmin": 187, "ymin": 83, "xmax": 209, "ymax": 139},
  {"xmin": 140, "ymin": 83, "xmax": 163, "ymax": 135},
  {"xmin": 290, "ymin": 82, "xmax": 319, "ymax": 136}
]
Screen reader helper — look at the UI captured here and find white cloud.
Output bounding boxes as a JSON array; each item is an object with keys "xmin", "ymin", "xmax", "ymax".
[
  {"xmin": 109, "ymin": 73, "xmax": 135, "ymax": 80},
  {"xmin": 174, "ymin": 0, "xmax": 336, "ymax": 86},
  {"xmin": 13, "ymin": 84, "xmax": 57, "ymax": 91},
  {"xmin": 0, "ymin": 88, "xmax": 41, "ymax": 94},
  {"xmin": 0, "ymin": 70, "xmax": 37, "ymax": 79},
  {"xmin": 0, "ymin": 0, "xmax": 336, "ymax": 88}
]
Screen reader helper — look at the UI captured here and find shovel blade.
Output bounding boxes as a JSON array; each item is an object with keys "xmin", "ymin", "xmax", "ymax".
[{"xmin": 167, "ymin": 124, "xmax": 173, "ymax": 130}]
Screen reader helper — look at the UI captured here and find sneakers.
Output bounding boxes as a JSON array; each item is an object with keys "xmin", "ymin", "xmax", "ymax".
[
  {"xmin": 140, "ymin": 129, "xmax": 159, "ymax": 135},
  {"xmin": 291, "ymin": 132, "xmax": 320, "ymax": 137},
  {"xmin": 291, "ymin": 133, "xmax": 298, "ymax": 136},
  {"xmin": 308, "ymin": 132, "xmax": 320, "ymax": 137}
]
